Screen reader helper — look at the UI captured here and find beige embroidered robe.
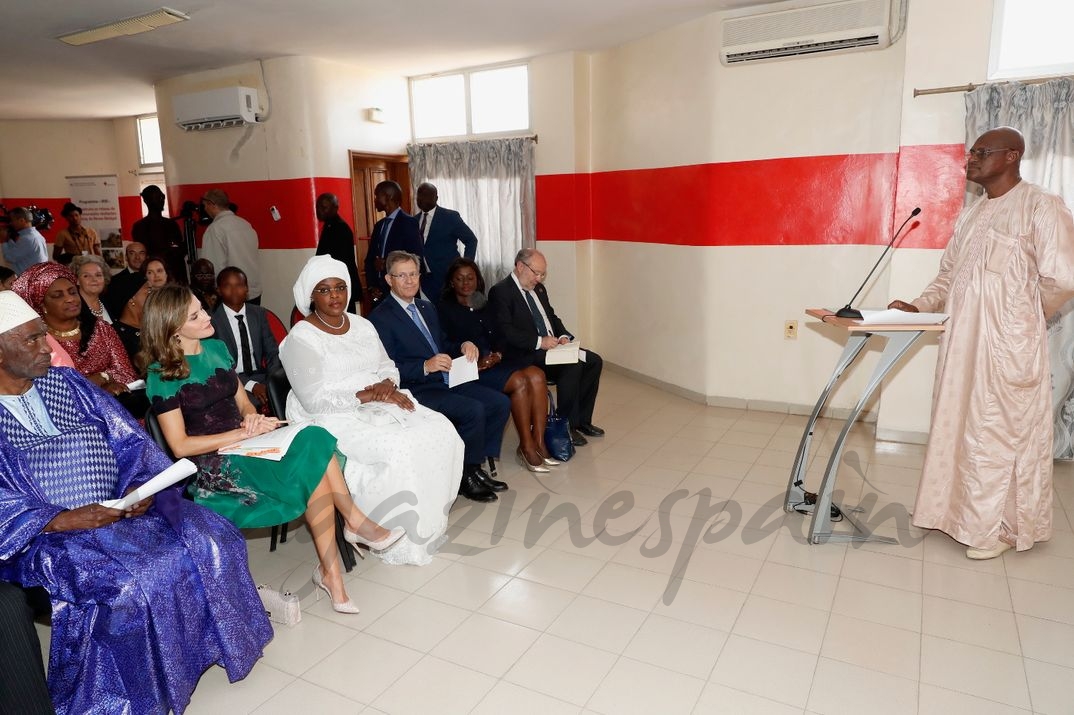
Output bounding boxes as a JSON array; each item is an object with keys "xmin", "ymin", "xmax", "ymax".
[{"xmin": 911, "ymin": 180, "xmax": 1074, "ymax": 550}]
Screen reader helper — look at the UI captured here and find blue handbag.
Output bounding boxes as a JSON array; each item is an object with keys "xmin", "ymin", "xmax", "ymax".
[{"xmin": 543, "ymin": 390, "xmax": 575, "ymax": 462}]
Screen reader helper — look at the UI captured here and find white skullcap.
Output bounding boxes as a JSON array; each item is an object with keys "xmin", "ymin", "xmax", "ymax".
[
  {"xmin": 292, "ymin": 255, "xmax": 351, "ymax": 316},
  {"xmin": 0, "ymin": 291, "xmax": 42, "ymax": 335}
]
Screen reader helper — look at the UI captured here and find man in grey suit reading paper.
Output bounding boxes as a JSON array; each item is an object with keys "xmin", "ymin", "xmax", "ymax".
[{"xmin": 487, "ymin": 248, "xmax": 604, "ymax": 446}]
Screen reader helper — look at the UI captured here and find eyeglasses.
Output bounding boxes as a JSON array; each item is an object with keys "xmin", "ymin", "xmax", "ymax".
[
  {"xmin": 966, "ymin": 147, "xmax": 1014, "ymax": 160},
  {"xmin": 312, "ymin": 285, "xmax": 348, "ymax": 296},
  {"xmin": 389, "ymin": 271, "xmax": 420, "ymax": 281},
  {"xmin": 521, "ymin": 261, "xmax": 546, "ymax": 280}
]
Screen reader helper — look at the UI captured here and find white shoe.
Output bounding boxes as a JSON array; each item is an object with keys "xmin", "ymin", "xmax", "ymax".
[
  {"xmin": 966, "ymin": 542, "xmax": 1012, "ymax": 560},
  {"xmin": 312, "ymin": 565, "xmax": 360, "ymax": 614},
  {"xmin": 344, "ymin": 524, "xmax": 406, "ymax": 552}
]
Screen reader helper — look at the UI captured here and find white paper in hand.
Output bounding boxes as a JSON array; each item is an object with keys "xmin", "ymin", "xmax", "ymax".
[
  {"xmin": 545, "ymin": 341, "xmax": 580, "ymax": 365},
  {"xmin": 98, "ymin": 458, "xmax": 197, "ymax": 510},
  {"xmin": 449, "ymin": 356, "xmax": 478, "ymax": 388}
]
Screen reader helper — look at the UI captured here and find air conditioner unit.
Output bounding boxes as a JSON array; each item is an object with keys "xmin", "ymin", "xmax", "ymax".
[
  {"xmin": 173, "ymin": 87, "xmax": 262, "ymax": 131},
  {"xmin": 720, "ymin": 0, "xmax": 897, "ymax": 65}
]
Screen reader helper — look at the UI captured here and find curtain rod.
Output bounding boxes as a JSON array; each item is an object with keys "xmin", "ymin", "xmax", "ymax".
[{"xmin": 914, "ymin": 74, "xmax": 1074, "ymax": 97}]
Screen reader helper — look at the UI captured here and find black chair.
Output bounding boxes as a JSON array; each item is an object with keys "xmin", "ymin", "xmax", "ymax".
[
  {"xmin": 143, "ymin": 410, "xmax": 176, "ymax": 460},
  {"xmin": 266, "ymin": 366, "xmax": 357, "ymax": 572}
]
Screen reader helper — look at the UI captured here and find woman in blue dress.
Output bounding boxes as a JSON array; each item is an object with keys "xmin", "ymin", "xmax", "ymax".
[{"xmin": 437, "ymin": 258, "xmax": 558, "ymax": 473}]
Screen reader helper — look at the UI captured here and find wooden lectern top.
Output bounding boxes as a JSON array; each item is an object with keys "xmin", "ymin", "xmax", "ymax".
[{"xmin": 806, "ymin": 308, "xmax": 947, "ymax": 333}]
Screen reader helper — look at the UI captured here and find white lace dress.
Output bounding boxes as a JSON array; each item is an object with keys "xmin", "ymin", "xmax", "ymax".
[{"xmin": 279, "ymin": 317, "xmax": 462, "ymax": 565}]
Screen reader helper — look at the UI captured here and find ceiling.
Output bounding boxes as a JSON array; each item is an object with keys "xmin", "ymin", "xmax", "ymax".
[{"xmin": 2, "ymin": 0, "xmax": 781, "ymax": 121}]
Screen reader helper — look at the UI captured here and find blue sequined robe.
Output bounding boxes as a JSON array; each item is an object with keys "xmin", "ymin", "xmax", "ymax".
[{"xmin": 0, "ymin": 368, "xmax": 273, "ymax": 714}]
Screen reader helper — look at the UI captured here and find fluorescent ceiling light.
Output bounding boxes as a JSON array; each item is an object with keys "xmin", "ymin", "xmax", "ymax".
[{"xmin": 57, "ymin": 7, "xmax": 189, "ymax": 46}]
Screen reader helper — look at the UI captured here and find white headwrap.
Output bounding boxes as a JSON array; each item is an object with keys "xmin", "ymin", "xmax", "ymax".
[
  {"xmin": 292, "ymin": 255, "xmax": 351, "ymax": 316},
  {"xmin": 0, "ymin": 291, "xmax": 43, "ymax": 335}
]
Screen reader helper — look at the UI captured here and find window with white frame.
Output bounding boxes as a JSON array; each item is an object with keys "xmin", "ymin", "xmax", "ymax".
[
  {"xmin": 989, "ymin": 0, "xmax": 1074, "ymax": 80},
  {"xmin": 410, "ymin": 64, "xmax": 530, "ymax": 140},
  {"xmin": 136, "ymin": 115, "xmax": 163, "ymax": 167}
]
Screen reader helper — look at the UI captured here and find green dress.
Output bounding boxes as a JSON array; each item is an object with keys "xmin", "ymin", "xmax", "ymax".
[{"xmin": 146, "ymin": 339, "xmax": 334, "ymax": 528}]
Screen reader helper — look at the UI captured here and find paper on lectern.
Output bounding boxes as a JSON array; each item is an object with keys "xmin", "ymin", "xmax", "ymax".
[{"xmin": 857, "ymin": 309, "xmax": 949, "ymax": 325}]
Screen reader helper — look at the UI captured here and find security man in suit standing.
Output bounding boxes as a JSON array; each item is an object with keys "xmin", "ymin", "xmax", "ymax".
[
  {"xmin": 364, "ymin": 181, "xmax": 424, "ymax": 307},
  {"xmin": 415, "ymin": 182, "xmax": 478, "ymax": 301},
  {"xmin": 487, "ymin": 248, "xmax": 604, "ymax": 446},
  {"xmin": 209, "ymin": 266, "xmax": 280, "ymax": 411},
  {"xmin": 315, "ymin": 193, "xmax": 362, "ymax": 312}
]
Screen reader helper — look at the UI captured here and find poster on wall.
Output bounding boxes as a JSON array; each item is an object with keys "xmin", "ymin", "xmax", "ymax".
[{"xmin": 66, "ymin": 174, "xmax": 124, "ymax": 271}]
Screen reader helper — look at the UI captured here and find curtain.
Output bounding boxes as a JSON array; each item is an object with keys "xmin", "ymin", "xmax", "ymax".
[
  {"xmin": 407, "ymin": 137, "xmax": 536, "ymax": 286},
  {"xmin": 965, "ymin": 78, "xmax": 1074, "ymax": 457}
]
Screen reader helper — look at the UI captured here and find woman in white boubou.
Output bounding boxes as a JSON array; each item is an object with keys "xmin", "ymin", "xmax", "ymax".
[{"xmin": 279, "ymin": 255, "xmax": 463, "ymax": 565}]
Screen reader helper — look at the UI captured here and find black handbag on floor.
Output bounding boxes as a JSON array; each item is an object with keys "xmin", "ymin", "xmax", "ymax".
[{"xmin": 544, "ymin": 390, "xmax": 575, "ymax": 462}]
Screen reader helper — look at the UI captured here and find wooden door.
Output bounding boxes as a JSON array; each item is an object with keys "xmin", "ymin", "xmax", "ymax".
[{"xmin": 349, "ymin": 152, "xmax": 410, "ymax": 314}]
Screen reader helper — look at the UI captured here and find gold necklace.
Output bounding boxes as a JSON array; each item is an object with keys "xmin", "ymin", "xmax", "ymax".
[{"xmin": 47, "ymin": 324, "xmax": 81, "ymax": 338}]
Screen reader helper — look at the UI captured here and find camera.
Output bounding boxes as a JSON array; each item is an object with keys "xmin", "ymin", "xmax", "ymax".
[{"xmin": 0, "ymin": 204, "xmax": 55, "ymax": 241}]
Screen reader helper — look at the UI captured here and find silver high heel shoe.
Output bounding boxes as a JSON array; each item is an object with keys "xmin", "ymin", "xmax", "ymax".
[
  {"xmin": 535, "ymin": 448, "xmax": 562, "ymax": 467},
  {"xmin": 312, "ymin": 565, "xmax": 360, "ymax": 614},
  {"xmin": 343, "ymin": 525, "xmax": 406, "ymax": 553},
  {"xmin": 517, "ymin": 446, "xmax": 551, "ymax": 473}
]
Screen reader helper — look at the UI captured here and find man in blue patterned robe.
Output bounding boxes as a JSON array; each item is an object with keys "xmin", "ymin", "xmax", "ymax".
[{"xmin": 0, "ymin": 291, "xmax": 272, "ymax": 714}]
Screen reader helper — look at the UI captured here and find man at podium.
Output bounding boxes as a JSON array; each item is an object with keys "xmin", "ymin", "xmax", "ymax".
[{"xmin": 889, "ymin": 127, "xmax": 1074, "ymax": 560}]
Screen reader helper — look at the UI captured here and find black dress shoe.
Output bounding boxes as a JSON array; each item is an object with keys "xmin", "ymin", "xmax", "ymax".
[
  {"xmin": 576, "ymin": 424, "xmax": 605, "ymax": 437},
  {"xmin": 458, "ymin": 471, "xmax": 498, "ymax": 502},
  {"xmin": 474, "ymin": 466, "xmax": 508, "ymax": 492},
  {"xmin": 570, "ymin": 430, "xmax": 588, "ymax": 446}
]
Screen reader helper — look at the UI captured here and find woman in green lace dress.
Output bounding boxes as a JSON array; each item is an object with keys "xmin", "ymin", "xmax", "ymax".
[{"xmin": 141, "ymin": 286, "xmax": 404, "ymax": 613}]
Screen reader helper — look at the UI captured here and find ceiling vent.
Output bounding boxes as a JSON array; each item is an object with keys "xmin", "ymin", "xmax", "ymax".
[{"xmin": 721, "ymin": 0, "xmax": 899, "ymax": 65}]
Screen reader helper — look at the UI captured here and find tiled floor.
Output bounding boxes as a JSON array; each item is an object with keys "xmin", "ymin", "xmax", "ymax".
[{"xmin": 68, "ymin": 372, "xmax": 1074, "ymax": 712}]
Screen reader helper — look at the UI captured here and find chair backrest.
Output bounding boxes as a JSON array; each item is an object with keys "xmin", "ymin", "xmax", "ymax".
[
  {"xmin": 264, "ymin": 308, "xmax": 288, "ymax": 347},
  {"xmin": 266, "ymin": 366, "xmax": 292, "ymax": 420},
  {"xmin": 289, "ymin": 305, "xmax": 304, "ymax": 328},
  {"xmin": 143, "ymin": 409, "xmax": 176, "ymax": 460}
]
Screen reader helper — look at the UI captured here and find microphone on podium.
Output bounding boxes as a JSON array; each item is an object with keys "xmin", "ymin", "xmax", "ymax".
[{"xmin": 835, "ymin": 207, "xmax": 922, "ymax": 319}]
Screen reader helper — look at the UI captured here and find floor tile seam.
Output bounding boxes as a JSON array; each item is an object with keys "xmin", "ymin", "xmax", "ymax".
[
  {"xmin": 465, "ymin": 678, "xmax": 580, "ymax": 714},
  {"xmin": 294, "ymin": 670, "xmax": 374, "ymax": 708},
  {"xmin": 414, "ymin": 565, "xmax": 519, "ymax": 613},
  {"xmin": 1007, "ymin": 574, "xmax": 1074, "ymax": 595},
  {"xmin": 917, "ymin": 641, "xmax": 1035, "ymax": 711},
  {"xmin": 289, "ymin": 612, "xmax": 388, "ymax": 680},
  {"xmin": 579, "ymin": 652, "xmax": 710, "ymax": 715},
  {"xmin": 836, "ymin": 572, "xmax": 924, "ymax": 596}
]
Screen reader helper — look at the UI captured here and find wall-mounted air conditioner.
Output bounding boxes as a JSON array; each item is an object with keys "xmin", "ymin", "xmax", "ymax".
[
  {"xmin": 721, "ymin": 0, "xmax": 903, "ymax": 66},
  {"xmin": 173, "ymin": 87, "xmax": 262, "ymax": 131}
]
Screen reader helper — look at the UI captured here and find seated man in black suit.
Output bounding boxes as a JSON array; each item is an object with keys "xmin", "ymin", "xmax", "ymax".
[
  {"xmin": 487, "ymin": 248, "xmax": 604, "ymax": 446},
  {"xmin": 209, "ymin": 266, "xmax": 280, "ymax": 410},
  {"xmin": 369, "ymin": 251, "xmax": 509, "ymax": 502},
  {"xmin": 364, "ymin": 181, "xmax": 424, "ymax": 307}
]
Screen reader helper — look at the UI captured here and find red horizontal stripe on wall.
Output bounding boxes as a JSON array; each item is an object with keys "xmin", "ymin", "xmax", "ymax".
[
  {"xmin": 893, "ymin": 143, "xmax": 966, "ymax": 250},
  {"xmin": 536, "ymin": 143, "xmax": 966, "ymax": 251}
]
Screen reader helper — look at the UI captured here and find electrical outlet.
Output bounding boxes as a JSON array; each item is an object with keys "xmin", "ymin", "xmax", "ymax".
[{"xmin": 784, "ymin": 320, "xmax": 798, "ymax": 340}]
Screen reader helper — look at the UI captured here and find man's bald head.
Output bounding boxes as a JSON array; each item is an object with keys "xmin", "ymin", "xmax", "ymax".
[
  {"xmin": 966, "ymin": 126, "xmax": 1025, "ymax": 196},
  {"xmin": 980, "ymin": 126, "xmax": 1025, "ymax": 157}
]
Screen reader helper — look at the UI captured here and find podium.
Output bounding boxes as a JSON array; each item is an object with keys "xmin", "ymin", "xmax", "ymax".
[{"xmin": 784, "ymin": 309, "xmax": 946, "ymax": 544}]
